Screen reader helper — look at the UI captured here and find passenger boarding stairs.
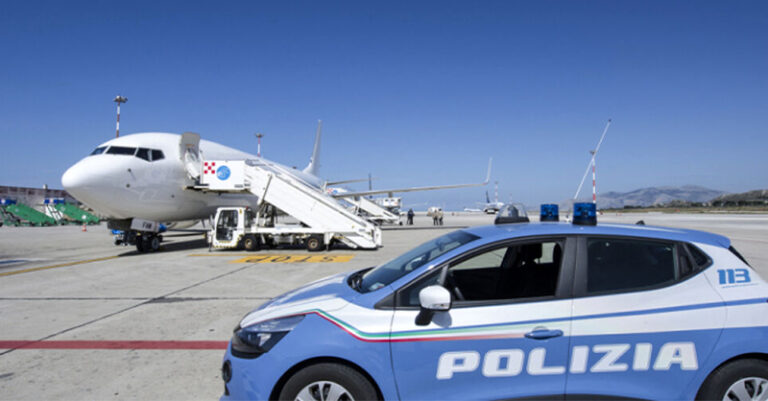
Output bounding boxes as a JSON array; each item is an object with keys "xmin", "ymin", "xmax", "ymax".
[
  {"xmin": 43, "ymin": 202, "xmax": 66, "ymax": 223},
  {"xmin": 244, "ymin": 160, "xmax": 381, "ymax": 248},
  {"xmin": 0, "ymin": 205, "xmax": 21, "ymax": 226},
  {"xmin": 339, "ymin": 194, "xmax": 400, "ymax": 225},
  {"xmin": 189, "ymin": 157, "xmax": 381, "ymax": 249}
]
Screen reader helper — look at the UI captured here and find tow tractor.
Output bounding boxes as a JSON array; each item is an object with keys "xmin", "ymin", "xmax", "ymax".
[{"xmin": 208, "ymin": 206, "xmax": 339, "ymax": 252}]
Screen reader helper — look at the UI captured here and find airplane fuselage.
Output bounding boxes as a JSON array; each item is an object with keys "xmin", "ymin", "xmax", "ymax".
[{"xmin": 62, "ymin": 133, "xmax": 321, "ymax": 222}]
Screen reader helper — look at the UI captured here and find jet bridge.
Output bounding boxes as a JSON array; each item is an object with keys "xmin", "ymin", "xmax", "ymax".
[{"xmin": 191, "ymin": 158, "xmax": 382, "ymax": 250}]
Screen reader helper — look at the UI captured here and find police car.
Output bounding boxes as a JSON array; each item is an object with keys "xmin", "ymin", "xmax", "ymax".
[{"xmin": 221, "ymin": 204, "xmax": 768, "ymax": 400}]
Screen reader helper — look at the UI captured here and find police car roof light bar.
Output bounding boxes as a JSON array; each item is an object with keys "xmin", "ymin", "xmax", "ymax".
[
  {"xmin": 573, "ymin": 202, "xmax": 597, "ymax": 226},
  {"xmin": 540, "ymin": 204, "xmax": 559, "ymax": 222}
]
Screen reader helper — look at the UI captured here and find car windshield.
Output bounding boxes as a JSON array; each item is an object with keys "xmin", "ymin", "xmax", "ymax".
[{"xmin": 356, "ymin": 230, "xmax": 479, "ymax": 293}]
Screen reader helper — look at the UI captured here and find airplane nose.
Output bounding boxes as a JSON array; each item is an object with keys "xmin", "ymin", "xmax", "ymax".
[
  {"xmin": 61, "ymin": 159, "xmax": 100, "ymax": 198},
  {"xmin": 61, "ymin": 163, "xmax": 85, "ymax": 191}
]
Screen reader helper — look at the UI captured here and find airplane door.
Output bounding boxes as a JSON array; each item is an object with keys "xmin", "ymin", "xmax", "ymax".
[
  {"xmin": 179, "ymin": 132, "xmax": 201, "ymax": 180},
  {"xmin": 390, "ymin": 238, "xmax": 575, "ymax": 400}
]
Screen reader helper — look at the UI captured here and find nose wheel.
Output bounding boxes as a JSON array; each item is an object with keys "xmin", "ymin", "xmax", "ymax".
[{"xmin": 136, "ymin": 234, "xmax": 161, "ymax": 253}]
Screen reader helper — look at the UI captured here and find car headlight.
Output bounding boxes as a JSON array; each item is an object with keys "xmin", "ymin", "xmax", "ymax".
[{"xmin": 231, "ymin": 315, "xmax": 305, "ymax": 358}]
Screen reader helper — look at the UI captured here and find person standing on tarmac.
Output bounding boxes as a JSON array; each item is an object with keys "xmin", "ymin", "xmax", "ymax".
[
  {"xmin": 407, "ymin": 208, "xmax": 414, "ymax": 225},
  {"xmin": 437, "ymin": 209, "xmax": 444, "ymax": 226}
]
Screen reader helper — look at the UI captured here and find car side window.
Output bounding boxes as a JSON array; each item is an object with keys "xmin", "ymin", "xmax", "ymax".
[
  {"xmin": 398, "ymin": 240, "xmax": 564, "ymax": 307},
  {"xmin": 586, "ymin": 238, "xmax": 677, "ymax": 294}
]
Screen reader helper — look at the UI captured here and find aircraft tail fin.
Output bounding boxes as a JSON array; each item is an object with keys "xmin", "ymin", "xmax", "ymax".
[{"xmin": 303, "ymin": 120, "xmax": 322, "ymax": 176}]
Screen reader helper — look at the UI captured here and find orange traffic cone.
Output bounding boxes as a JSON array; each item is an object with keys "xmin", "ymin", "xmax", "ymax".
[{"xmin": 82, "ymin": 224, "xmax": 87, "ymax": 232}]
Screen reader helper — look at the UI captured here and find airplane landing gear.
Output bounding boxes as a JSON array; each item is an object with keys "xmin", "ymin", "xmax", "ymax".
[
  {"xmin": 135, "ymin": 234, "xmax": 161, "ymax": 253},
  {"xmin": 109, "ymin": 219, "xmax": 165, "ymax": 253}
]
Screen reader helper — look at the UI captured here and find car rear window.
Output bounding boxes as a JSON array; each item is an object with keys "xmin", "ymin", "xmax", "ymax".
[
  {"xmin": 587, "ymin": 238, "xmax": 677, "ymax": 294},
  {"xmin": 685, "ymin": 244, "xmax": 712, "ymax": 269}
]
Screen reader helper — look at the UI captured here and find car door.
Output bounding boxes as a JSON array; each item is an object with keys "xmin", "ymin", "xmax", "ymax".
[
  {"xmin": 390, "ymin": 237, "xmax": 576, "ymax": 400},
  {"xmin": 566, "ymin": 236, "xmax": 726, "ymax": 400}
]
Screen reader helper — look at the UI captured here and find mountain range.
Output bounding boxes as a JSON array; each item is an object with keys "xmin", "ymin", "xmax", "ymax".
[{"xmin": 563, "ymin": 185, "xmax": 727, "ymax": 210}]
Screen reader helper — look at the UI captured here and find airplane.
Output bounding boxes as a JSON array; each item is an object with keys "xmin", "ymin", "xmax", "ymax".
[
  {"xmin": 62, "ymin": 122, "xmax": 490, "ymax": 252},
  {"xmin": 479, "ymin": 182, "xmax": 504, "ymax": 214}
]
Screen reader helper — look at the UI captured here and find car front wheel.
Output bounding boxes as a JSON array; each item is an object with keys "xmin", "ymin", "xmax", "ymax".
[
  {"xmin": 697, "ymin": 358, "xmax": 768, "ymax": 401},
  {"xmin": 279, "ymin": 363, "xmax": 377, "ymax": 401}
]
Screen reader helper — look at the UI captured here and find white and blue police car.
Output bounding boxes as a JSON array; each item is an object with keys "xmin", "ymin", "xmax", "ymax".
[{"xmin": 221, "ymin": 204, "xmax": 768, "ymax": 400}]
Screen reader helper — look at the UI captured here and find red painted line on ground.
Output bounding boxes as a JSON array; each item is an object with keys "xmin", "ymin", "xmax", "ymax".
[{"xmin": 0, "ymin": 340, "xmax": 229, "ymax": 350}]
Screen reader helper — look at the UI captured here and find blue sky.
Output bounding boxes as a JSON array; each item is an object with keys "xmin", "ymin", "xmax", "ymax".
[{"xmin": 1, "ymin": 1, "xmax": 766, "ymax": 209}]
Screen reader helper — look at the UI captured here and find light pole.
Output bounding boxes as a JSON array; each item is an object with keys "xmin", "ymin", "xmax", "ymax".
[
  {"xmin": 255, "ymin": 132, "xmax": 264, "ymax": 157},
  {"xmin": 114, "ymin": 95, "xmax": 127, "ymax": 138}
]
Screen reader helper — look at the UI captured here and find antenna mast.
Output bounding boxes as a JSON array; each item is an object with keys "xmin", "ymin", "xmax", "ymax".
[{"xmin": 574, "ymin": 119, "xmax": 612, "ymax": 202}]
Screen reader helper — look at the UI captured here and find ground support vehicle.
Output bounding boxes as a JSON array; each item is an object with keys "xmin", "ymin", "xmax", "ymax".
[
  {"xmin": 221, "ymin": 214, "xmax": 768, "ymax": 400},
  {"xmin": 208, "ymin": 206, "xmax": 352, "ymax": 252},
  {"xmin": 194, "ymin": 159, "xmax": 381, "ymax": 251}
]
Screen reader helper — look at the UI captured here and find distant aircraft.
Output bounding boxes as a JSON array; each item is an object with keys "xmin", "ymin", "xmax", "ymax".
[
  {"xmin": 479, "ymin": 182, "xmax": 504, "ymax": 214},
  {"xmin": 62, "ymin": 123, "xmax": 489, "ymax": 251}
]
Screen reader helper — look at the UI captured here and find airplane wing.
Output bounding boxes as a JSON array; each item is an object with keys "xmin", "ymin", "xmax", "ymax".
[
  {"xmin": 325, "ymin": 177, "xmax": 376, "ymax": 186},
  {"xmin": 331, "ymin": 158, "xmax": 492, "ymax": 198}
]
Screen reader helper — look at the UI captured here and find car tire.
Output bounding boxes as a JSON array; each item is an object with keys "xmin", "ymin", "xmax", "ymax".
[
  {"xmin": 278, "ymin": 362, "xmax": 378, "ymax": 401},
  {"xmin": 243, "ymin": 235, "xmax": 259, "ymax": 251},
  {"xmin": 306, "ymin": 235, "xmax": 325, "ymax": 252},
  {"xmin": 697, "ymin": 358, "xmax": 768, "ymax": 400}
]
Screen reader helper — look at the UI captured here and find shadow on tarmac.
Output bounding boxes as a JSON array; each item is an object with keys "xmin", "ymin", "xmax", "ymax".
[{"xmin": 117, "ymin": 238, "xmax": 208, "ymax": 257}]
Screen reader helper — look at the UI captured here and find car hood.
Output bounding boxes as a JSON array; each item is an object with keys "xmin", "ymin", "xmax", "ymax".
[{"xmin": 239, "ymin": 271, "xmax": 356, "ymax": 328}]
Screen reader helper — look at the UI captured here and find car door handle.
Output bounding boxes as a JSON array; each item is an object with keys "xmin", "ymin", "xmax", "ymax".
[{"xmin": 525, "ymin": 328, "xmax": 563, "ymax": 340}]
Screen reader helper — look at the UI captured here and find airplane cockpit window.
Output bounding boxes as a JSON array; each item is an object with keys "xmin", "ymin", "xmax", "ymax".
[
  {"xmin": 151, "ymin": 150, "xmax": 165, "ymax": 161},
  {"xmin": 90, "ymin": 146, "xmax": 107, "ymax": 156},
  {"xmin": 106, "ymin": 146, "xmax": 137, "ymax": 155},
  {"xmin": 135, "ymin": 148, "xmax": 151, "ymax": 161},
  {"xmin": 134, "ymin": 148, "xmax": 164, "ymax": 162}
]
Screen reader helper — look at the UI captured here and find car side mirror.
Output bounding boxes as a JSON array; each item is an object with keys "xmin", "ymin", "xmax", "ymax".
[{"xmin": 415, "ymin": 285, "xmax": 451, "ymax": 326}]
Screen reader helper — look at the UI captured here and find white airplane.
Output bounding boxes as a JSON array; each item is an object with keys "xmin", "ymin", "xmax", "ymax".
[
  {"xmin": 479, "ymin": 182, "xmax": 504, "ymax": 214},
  {"xmin": 62, "ymin": 123, "xmax": 489, "ymax": 251}
]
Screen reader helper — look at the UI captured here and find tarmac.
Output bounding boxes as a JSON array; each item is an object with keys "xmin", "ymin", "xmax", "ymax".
[{"xmin": 0, "ymin": 212, "xmax": 766, "ymax": 400}]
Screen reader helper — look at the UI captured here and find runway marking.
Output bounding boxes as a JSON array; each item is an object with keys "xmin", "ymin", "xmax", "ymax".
[
  {"xmin": 230, "ymin": 254, "xmax": 355, "ymax": 264},
  {"xmin": 0, "ymin": 259, "xmax": 29, "ymax": 265},
  {"xmin": 188, "ymin": 253, "xmax": 255, "ymax": 257},
  {"xmin": 0, "ymin": 340, "xmax": 228, "ymax": 350},
  {"xmin": 0, "ymin": 256, "xmax": 119, "ymax": 278}
]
